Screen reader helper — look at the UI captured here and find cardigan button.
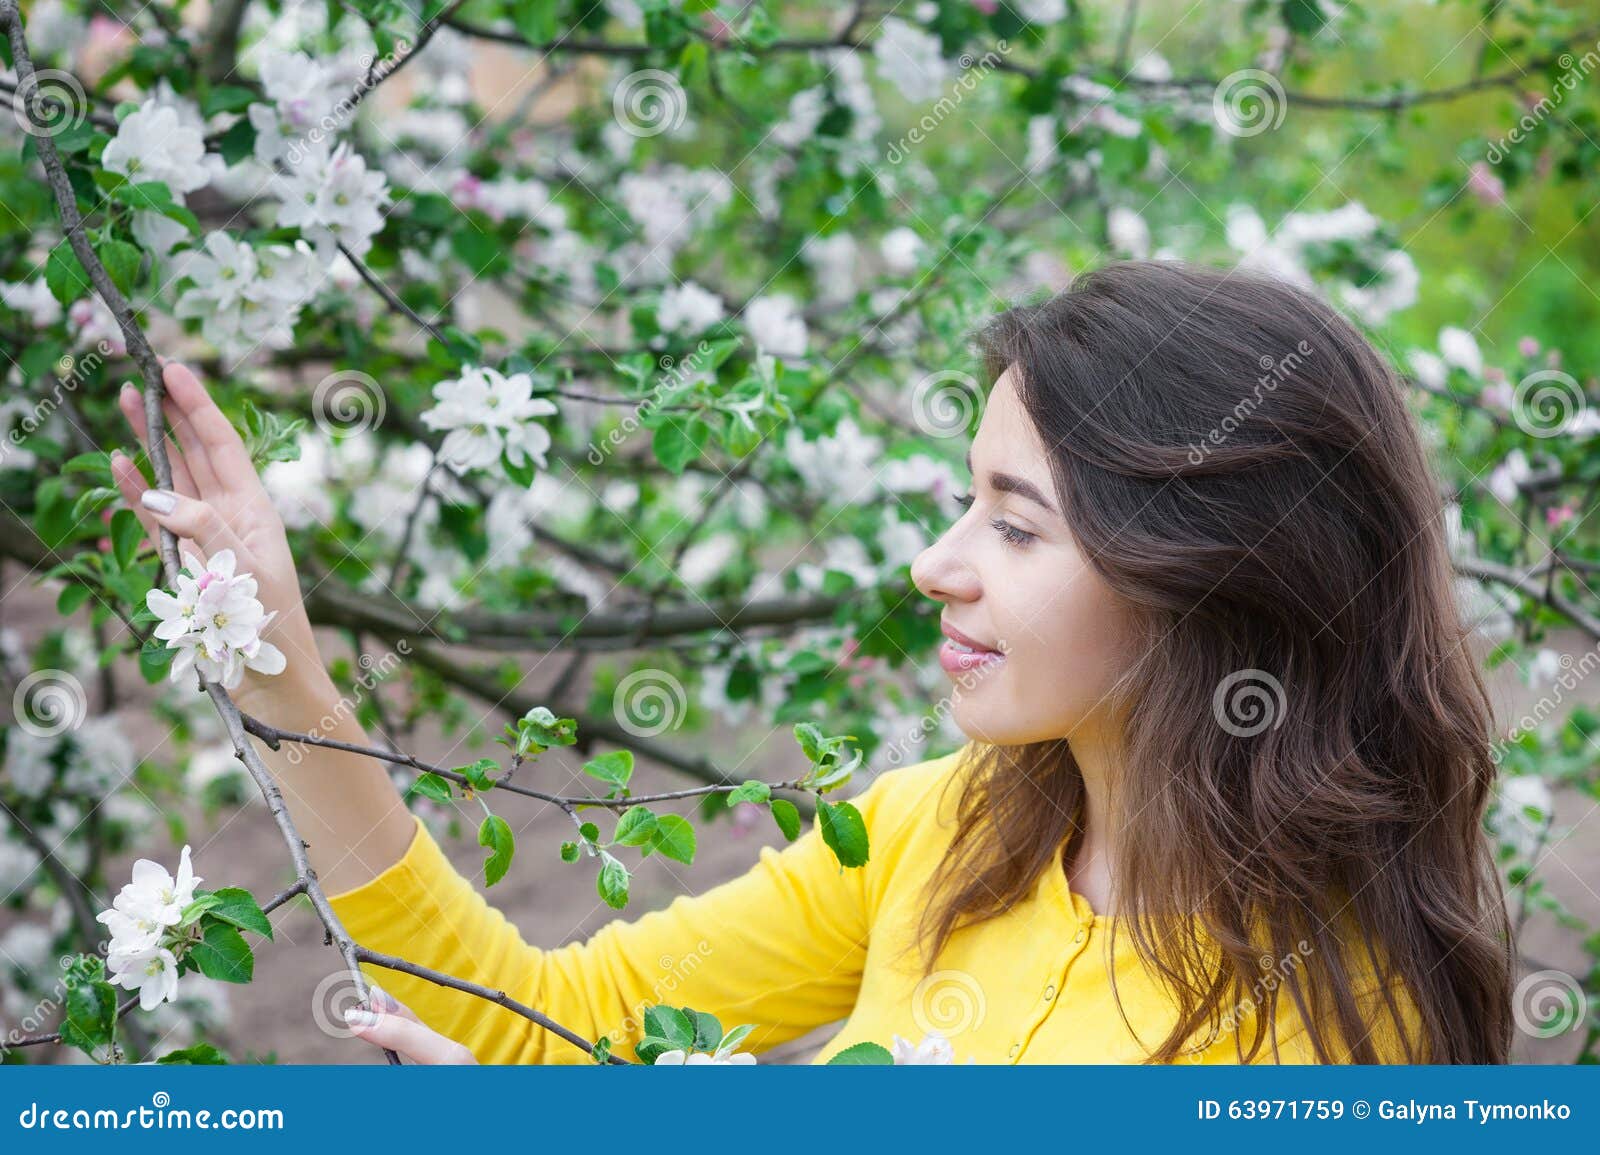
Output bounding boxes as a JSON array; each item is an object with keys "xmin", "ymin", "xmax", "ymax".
[
  {"xmin": 1008, "ymin": 1042, "xmax": 1020, "ymax": 1059},
  {"xmin": 1043, "ymin": 984, "xmax": 1056, "ymax": 1001},
  {"xmin": 1073, "ymin": 929, "xmax": 1086, "ymax": 944}
]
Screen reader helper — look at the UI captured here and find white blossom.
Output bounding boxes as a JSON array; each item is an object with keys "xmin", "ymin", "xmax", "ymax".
[
  {"xmin": 744, "ymin": 294, "xmax": 808, "ymax": 358},
  {"xmin": 658, "ymin": 282, "xmax": 727, "ymax": 333},
  {"xmin": 101, "ymin": 99, "xmax": 210, "ymax": 195},
  {"xmin": 146, "ymin": 550, "xmax": 286, "ymax": 690},
  {"xmin": 1438, "ymin": 326, "xmax": 1484, "ymax": 378},
  {"xmin": 874, "ymin": 18, "xmax": 950, "ymax": 103},
  {"xmin": 1107, "ymin": 206, "xmax": 1151, "ymax": 258},
  {"xmin": 421, "ymin": 365, "xmax": 561, "ymax": 476}
]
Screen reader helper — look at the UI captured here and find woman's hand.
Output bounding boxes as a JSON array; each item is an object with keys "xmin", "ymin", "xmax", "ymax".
[
  {"xmin": 344, "ymin": 986, "xmax": 479, "ymax": 1064},
  {"xmin": 111, "ymin": 360, "xmax": 327, "ymax": 706}
]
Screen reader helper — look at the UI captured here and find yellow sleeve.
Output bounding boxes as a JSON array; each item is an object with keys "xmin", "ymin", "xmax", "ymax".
[{"xmin": 327, "ymin": 779, "xmax": 895, "ymax": 1064}]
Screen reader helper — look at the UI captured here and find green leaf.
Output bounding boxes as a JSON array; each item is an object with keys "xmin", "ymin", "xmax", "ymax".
[
  {"xmin": 769, "ymin": 798, "xmax": 802, "ymax": 842},
  {"xmin": 827, "ymin": 1041, "xmax": 895, "ymax": 1065},
  {"xmin": 110, "ymin": 508, "xmax": 143, "ymax": 569},
  {"xmin": 716, "ymin": 1023, "xmax": 755, "ymax": 1056},
  {"xmin": 727, "ymin": 780, "xmax": 770, "ymax": 805},
  {"xmin": 793, "ymin": 721, "xmax": 825, "ymax": 762},
  {"xmin": 597, "ymin": 853, "xmax": 630, "ymax": 909},
  {"xmin": 139, "ymin": 636, "xmax": 176, "ymax": 683},
  {"xmin": 612, "ymin": 805, "xmax": 658, "ymax": 847},
  {"xmin": 97, "ymin": 239, "xmax": 143, "ymax": 295},
  {"xmin": 514, "ymin": 706, "xmax": 578, "ymax": 753},
  {"xmin": 457, "ymin": 757, "xmax": 498, "ymax": 792},
  {"xmin": 201, "ymin": 86, "xmax": 259, "ymax": 117},
  {"xmin": 648, "ymin": 813, "xmax": 696, "ymax": 865},
  {"xmin": 478, "ymin": 814, "xmax": 515, "ymax": 886},
  {"xmin": 62, "ymin": 978, "xmax": 118, "ymax": 1056},
  {"xmin": 70, "ymin": 485, "xmax": 119, "ymax": 524},
  {"xmin": 559, "ymin": 840, "xmax": 580, "ymax": 863},
  {"xmin": 56, "ymin": 583, "xmax": 94, "ymax": 616},
  {"xmin": 178, "ymin": 893, "xmax": 224, "ymax": 926},
  {"xmin": 203, "ymin": 887, "xmax": 273, "ymax": 941},
  {"xmin": 817, "ymin": 800, "xmax": 870, "ymax": 869},
  {"xmin": 46, "ymin": 239, "xmax": 91, "ymax": 305},
  {"xmin": 651, "ymin": 419, "xmax": 709, "ymax": 475},
  {"xmin": 189, "ymin": 921, "xmax": 255, "ymax": 983},
  {"xmin": 512, "ymin": 0, "xmax": 560, "ymax": 44},
  {"xmin": 157, "ymin": 1042, "xmax": 230, "ymax": 1064},
  {"xmin": 642, "ymin": 1005, "xmax": 696, "ymax": 1050},
  {"xmin": 406, "ymin": 772, "xmax": 453, "ymax": 803},
  {"xmin": 689, "ymin": 1009, "xmax": 723, "ymax": 1050},
  {"xmin": 583, "ymin": 749, "xmax": 634, "ymax": 791}
]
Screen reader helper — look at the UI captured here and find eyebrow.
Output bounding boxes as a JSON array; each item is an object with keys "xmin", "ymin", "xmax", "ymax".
[{"xmin": 965, "ymin": 450, "xmax": 1060, "ymax": 516}]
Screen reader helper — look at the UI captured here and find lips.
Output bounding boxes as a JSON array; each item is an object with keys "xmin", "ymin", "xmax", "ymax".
[
  {"xmin": 941, "ymin": 622, "xmax": 1001, "ymax": 653},
  {"xmin": 938, "ymin": 622, "xmax": 1006, "ymax": 676}
]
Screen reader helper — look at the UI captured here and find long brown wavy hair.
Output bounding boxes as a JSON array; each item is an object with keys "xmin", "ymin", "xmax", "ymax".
[{"xmin": 916, "ymin": 260, "xmax": 1514, "ymax": 1064}]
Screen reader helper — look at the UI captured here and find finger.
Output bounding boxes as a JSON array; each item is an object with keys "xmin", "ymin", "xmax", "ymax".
[
  {"xmin": 136, "ymin": 489, "xmax": 246, "ymax": 562},
  {"xmin": 344, "ymin": 1008, "xmax": 476, "ymax": 1064},
  {"xmin": 366, "ymin": 984, "xmax": 421, "ymax": 1024},
  {"xmin": 110, "ymin": 450, "xmax": 163, "ymax": 543},
  {"xmin": 119, "ymin": 383, "xmax": 197, "ymax": 498},
  {"xmin": 162, "ymin": 361, "xmax": 260, "ymax": 490},
  {"xmin": 161, "ymin": 393, "xmax": 218, "ymax": 497}
]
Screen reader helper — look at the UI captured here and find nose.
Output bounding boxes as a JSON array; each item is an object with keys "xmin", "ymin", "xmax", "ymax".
[{"xmin": 911, "ymin": 526, "xmax": 981, "ymax": 606}]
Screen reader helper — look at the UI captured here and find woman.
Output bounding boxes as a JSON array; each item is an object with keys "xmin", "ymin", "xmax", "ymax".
[{"xmin": 109, "ymin": 260, "xmax": 1514, "ymax": 1065}]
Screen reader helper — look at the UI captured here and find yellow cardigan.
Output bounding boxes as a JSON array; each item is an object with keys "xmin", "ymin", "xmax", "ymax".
[{"xmin": 327, "ymin": 745, "xmax": 1421, "ymax": 1064}]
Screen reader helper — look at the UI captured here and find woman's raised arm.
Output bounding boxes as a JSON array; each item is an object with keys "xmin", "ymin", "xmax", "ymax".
[{"xmin": 111, "ymin": 360, "xmax": 417, "ymax": 894}]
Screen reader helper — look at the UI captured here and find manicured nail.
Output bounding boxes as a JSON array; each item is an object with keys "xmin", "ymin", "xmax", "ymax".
[
  {"xmin": 369, "ymin": 985, "xmax": 396, "ymax": 1011},
  {"xmin": 140, "ymin": 489, "xmax": 176, "ymax": 515},
  {"xmin": 344, "ymin": 1008, "xmax": 377, "ymax": 1028}
]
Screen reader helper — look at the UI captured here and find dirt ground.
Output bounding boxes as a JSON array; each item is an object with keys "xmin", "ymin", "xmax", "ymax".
[{"xmin": 5, "ymin": 586, "xmax": 1597, "ymax": 1065}]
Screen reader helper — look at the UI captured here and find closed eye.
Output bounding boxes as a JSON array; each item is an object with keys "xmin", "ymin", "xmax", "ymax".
[{"xmin": 990, "ymin": 517, "xmax": 1036, "ymax": 547}]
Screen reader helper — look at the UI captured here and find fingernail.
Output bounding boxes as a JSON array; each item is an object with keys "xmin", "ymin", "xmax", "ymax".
[
  {"xmin": 369, "ymin": 984, "xmax": 395, "ymax": 1011},
  {"xmin": 140, "ymin": 489, "xmax": 176, "ymax": 515},
  {"xmin": 344, "ymin": 1008, "xmax": 377, "ymax": 1028}
]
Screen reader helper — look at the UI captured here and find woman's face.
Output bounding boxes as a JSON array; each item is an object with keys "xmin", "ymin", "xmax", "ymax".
[{"xmin": 910, "ymin": 368, "xmax": 1136, "ymax": 745}]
